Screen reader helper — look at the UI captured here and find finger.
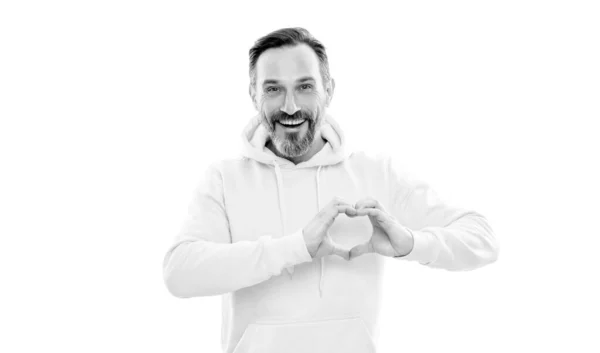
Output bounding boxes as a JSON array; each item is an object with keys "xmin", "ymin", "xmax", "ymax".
[
  {"xmin": 325, "ymin": 234, "xmax": 350, "ymax": 260},
  {"xmin": 356, "ymin": 208, "xmax": 395, "ymax": 227},
  {"xmin": 355, "ymin": 207, "xmax": 386, "ymax": 220},
  {"xmin": 337, "ymin": 205, "xmax": 358, "ymax": 217},
  {"xmin": 322, "ymin": 205, "xmax": 355, "ymax": 220},
  {"xmin": 322, "ymin": 204, "xmax": 356, "ymax": 219},
  {"xmin": 331, "ymin": 244, "xmax": 350, "ymax": 261},
  {"xmin": 323, "ymin": 197, "xmax": 352, "ymax": 213},
  {"xmin": 354, "ymin": 197, "xmax": 377, "ymax": 210},
  {"xmin": 329, "ymin": 196, "xmax": 350, "ymax": 207},
  {"xmin": 331, "ymin": 198, "xmax": 359, "ymax": 215},
  {"xmin": 354, "ymin": 198, "xmax": 387, "ymax": 213},
  {"xmin": 349, "ymin": 241, "xmax": 373, "ymax": 259}
]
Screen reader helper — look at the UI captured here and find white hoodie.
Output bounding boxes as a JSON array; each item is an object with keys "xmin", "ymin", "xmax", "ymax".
[{"xmin": 162, "ymin": 113, "xmax": 499, "ymax": 353}]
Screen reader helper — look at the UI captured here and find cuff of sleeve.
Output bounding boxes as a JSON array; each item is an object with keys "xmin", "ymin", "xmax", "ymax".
[
  {"xmin": 286, "ymin": 229, "xmax": 313, "ymax": 263},
  {"xmin": 394, "ymin": 228, "xmax": 440, "ymax": 265},
  {"xmin": 266, "ymin": 229, "xmax": 313, "ymax": 270}
]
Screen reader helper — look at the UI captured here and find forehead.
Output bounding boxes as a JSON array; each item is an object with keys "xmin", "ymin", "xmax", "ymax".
[{"xmin": 256, "ymin": 43, "xmax": 321, "ymax": 84}]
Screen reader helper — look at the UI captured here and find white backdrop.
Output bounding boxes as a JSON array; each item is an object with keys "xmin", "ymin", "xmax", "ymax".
[{"xmin": 1, "ymin": 1, "xmax": 599, "ymax": 352}]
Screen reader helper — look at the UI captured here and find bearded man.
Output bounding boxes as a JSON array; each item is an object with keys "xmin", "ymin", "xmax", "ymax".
[{"xmin": 163, "ymin": 27, "xmax": 499, "ymax": 353}]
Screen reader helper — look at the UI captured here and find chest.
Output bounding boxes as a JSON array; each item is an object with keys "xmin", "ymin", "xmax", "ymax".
[{"xmin": 222, "ymin": 164, "xmax": 392, "ymax": 249}]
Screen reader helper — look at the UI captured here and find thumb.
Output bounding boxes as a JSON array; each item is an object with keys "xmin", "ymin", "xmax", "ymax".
[
  {"xmin": 322, "ymin": 233, "xmax": 350, "ymax": 261},
  {"xmin": 349, "ymin": 241, "xmax": 373, "ymax": 260}
]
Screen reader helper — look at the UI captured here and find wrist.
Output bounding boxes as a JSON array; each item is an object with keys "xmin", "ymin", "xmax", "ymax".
[
  {"xmin": 301, "ymin": 230, "xmax": 316, "ymax": 258},
  {"xmin": 393, "ymin": 226, "xmax": 414, "ymax": 257}
]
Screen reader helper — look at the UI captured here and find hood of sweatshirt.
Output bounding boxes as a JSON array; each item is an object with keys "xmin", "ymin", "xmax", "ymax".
[{"xmin": 239, "ymin": 112, "xmax": 353, "ymax": 297}]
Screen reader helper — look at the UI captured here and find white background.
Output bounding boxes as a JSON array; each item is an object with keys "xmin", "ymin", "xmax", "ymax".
[{"xmin": 1, "ymin": 0, "xmax": 599, "ymax": 352}]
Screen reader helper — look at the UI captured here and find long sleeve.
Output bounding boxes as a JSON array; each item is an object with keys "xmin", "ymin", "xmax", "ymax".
[
  {"xmin": 386, "ymin": 157, "xmax": 500, "ymax": 271},
  {"xmin": 162, "ymin": 162, "xmax": 312, "ymax": 298}
]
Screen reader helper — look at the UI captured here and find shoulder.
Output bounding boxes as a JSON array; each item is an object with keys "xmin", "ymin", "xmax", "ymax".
[
  {"xmin": 348, "ymin": 149, "xmax": 407, "ymax": 176},
  {"xmin": 203, "ymin": 156, "xmax": 249, "ymax": 175},
  {"xmin": 204, "ymin": 155, "xmax": 272, "ymax": 183},
  {"xmin": 348, "ymin": 149, "xmax": 389, "ymax": 168},
  {"xmin": 348, "ymin": 150, "xmax": 422, "ymax": 188}
]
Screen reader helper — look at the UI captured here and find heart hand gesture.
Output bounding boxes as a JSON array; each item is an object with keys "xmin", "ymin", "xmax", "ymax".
[
  {"xmin": 302, "ymin": 197, "xmax": 358, "ymax": 261},
  {"xmin": 349, "ymin": 197, "xmax": 414, "ymax": 260}
]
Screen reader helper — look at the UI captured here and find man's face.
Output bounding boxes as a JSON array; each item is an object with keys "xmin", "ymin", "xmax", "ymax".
[{"xmin": 252, "ymin": 43, "xmax": 332, "ymax": 158}]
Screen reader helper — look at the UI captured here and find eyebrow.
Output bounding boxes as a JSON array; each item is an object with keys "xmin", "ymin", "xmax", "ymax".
[{"xmin": 262, "ymin": 76, "xmax": 316, "ymax": 86}]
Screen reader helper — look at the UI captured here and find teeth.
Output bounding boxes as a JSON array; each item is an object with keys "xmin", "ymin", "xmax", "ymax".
[{"xmin": 279, "ymin": 119, "xmax": 305, "ymax": 126}]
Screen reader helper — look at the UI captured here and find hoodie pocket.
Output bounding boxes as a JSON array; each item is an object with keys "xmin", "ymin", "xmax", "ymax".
[{"xmin": 232, "ymin": 317, "xmax": 376, "ymax": 353}]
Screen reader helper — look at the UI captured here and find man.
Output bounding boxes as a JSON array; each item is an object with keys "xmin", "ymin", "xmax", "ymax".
[{"xmin": 163, "ymin": 27, "xmax": 499, "ymax": 353}]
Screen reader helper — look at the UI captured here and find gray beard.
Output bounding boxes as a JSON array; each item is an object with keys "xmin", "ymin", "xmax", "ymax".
[
  {"xmin": 270, "ymin": 121, "xmax": 316, "ymax": 158},
  {"xmin": 261, "ymin": 107, "xmax": 325, "ymax": 159}
]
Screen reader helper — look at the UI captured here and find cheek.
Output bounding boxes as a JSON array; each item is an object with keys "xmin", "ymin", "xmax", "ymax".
[
  {"xmin": 305, "ymin": 91, "xmax": 327, "ymax": 110},
  {"xmin": 261, "ymin": 97, "xmax": 280, "ymax": 113},
  {"xmin": 308, "ymin": 89, "xmax": 324, "ymax": 100},
  {"xmin": 260, "ymin": 103, "xmax": 279, "ymax": 127},
  {"xmin": 305, "ymin": 95, "xmax": 327, "ymax": 115},
  {"xmin": 297, "ymin": 92, "xmax": 321, "ymax": 108}
]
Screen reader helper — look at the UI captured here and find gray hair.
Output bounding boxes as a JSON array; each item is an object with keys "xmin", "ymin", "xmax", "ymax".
[{"xmin": 248, "ymin": 27, "xmax": 331, "ymax": 93}]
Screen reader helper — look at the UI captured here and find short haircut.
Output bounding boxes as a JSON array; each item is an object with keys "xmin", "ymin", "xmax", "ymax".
[{"xmin": 248, "ymin": 27, "xmax": 331, "ymax": 92}]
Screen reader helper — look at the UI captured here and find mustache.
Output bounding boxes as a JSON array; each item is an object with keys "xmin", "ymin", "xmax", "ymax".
[{"xmin": 270, "ymin": 110, "xmax": 313, "ymax": 123}]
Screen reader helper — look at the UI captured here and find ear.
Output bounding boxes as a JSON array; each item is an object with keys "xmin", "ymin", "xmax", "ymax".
[
  {"xmin": 325, "ymin": 78, "xmax": 335, "ymax": 107},
  {"xmin": 249, "ymin": 84, "xmax": 259, "ymax": 111}
]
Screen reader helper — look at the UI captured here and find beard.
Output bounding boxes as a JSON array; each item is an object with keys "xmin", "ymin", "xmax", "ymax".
[{"xmin": 262, "ymin": 108, "xmax": 322, "ymax": 158}]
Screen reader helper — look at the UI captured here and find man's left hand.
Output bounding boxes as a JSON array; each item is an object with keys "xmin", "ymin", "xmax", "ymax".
[{"xmin": 349, "ymin": 197, "xmax": 414, "ymax": 260}]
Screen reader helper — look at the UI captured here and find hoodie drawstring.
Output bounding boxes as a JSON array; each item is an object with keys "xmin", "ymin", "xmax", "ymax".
[
  {"xmin": 272, "ymin": 160, "xmax": 294, "ymax": 278},
  {"xmin": 272, "ymin": 160, "xmax": 326, "ymax": 299},
  {"xmin": 316, "ymin": 165, "xmax": 325, "ymax": 298}
]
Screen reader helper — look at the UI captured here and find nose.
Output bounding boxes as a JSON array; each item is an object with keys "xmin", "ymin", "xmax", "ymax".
[{"xmin": 280, "ymin": 91, "xmax": 300, "ymax": 115}]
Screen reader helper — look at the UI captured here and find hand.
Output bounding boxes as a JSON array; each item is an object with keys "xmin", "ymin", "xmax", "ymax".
[
  {"xmin": 303, "ymin": 197, "xmax": 358, "ymax": 260},
  {"xmin": 349, "ymin": 197, "xmax": 414, "ymax": 260}
]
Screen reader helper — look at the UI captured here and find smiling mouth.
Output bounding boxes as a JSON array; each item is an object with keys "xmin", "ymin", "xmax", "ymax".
[{"xmin": 277, "ymin": 120, "xmax": 307, "ymax": 129}]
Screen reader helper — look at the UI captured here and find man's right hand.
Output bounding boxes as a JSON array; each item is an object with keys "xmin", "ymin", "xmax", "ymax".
[{"xmin": 302, "ymin": 197, "xmax": 357, "ymax": 260}]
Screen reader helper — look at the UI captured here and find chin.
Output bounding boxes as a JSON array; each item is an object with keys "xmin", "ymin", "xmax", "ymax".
[{"xmin": 274, "ymin": 141, "xmax": 306, "ymax": 158}]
